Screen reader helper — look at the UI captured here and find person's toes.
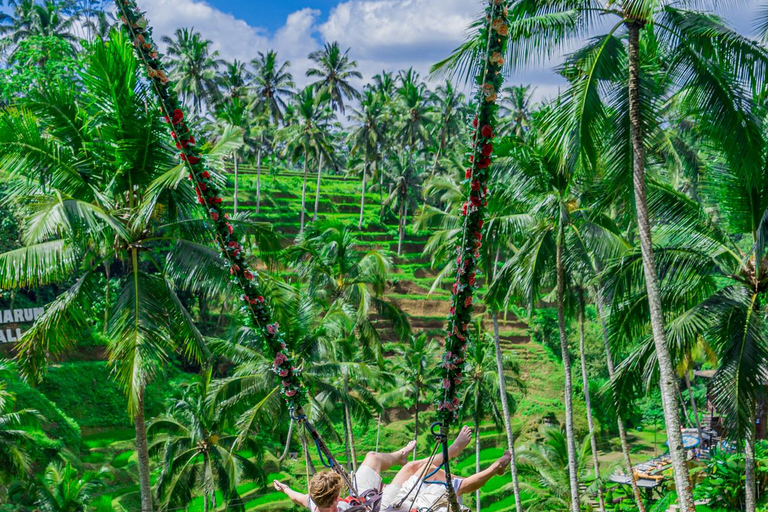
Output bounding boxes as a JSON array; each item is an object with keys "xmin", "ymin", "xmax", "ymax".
[{"xmin": 273, "ymin": 480, "xmax": 284, "ymax": 492}]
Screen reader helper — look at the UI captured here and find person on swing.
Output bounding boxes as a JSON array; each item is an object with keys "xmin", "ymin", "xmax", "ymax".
[{"xmin": 274, "ymin": 426, "xmax": 512, "ymax": 512}]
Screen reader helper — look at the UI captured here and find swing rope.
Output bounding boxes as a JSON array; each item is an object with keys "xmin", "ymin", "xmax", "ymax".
[
  {"xmin": 114, "ymin": 0, "xmax": 356, "ymax": 496},
  {"xmin": 434, "ymin": 1, "xmax": 510, "ymax": 511}
]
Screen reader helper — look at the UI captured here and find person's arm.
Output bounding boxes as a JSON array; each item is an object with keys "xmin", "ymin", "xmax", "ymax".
[{"xmin": 274, "ymin": 481, "xmax": 310, "ymax": 509}]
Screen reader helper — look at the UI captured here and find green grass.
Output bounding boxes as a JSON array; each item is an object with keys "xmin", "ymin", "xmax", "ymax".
[{"xmin": 83, "ymin": 428, "xmax": 135, "ymax": 449}]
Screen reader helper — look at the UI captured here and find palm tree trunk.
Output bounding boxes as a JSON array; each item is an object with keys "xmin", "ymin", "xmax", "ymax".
[
  {"xmin": 134, "ymin": 387, "xmax": 153, "ymax": 512},
  {"xmin": 413, "ymin": 393, "xmax": 419, "ymax": 459},
  {"xmin": 300, "ymin": 428, "xmax": 317, "ymax": 476},
  {"xmin": 492, "ymin": 312, "xmax": 523, "ymax": 512},
  {"xmin": 685, "ymin": 373, "xmax": 702, "ymax": 439},
  {"xmin": 359, "ymin": 160, "xmax": 368, "ymax": 229},
  {"xmin": 398, "ymin": 195, "xmax": 408, "ymax": 256},
  {"xmin": 379, "ymin": 164, "xmax": 384, "ymax": 221},
  {"xmin": 300, "ymin": 151, "xmax": 309, "ymax": 233},
  {"xmin": 595, "ymin": 288, "xmax": 646, "ymax": 512},
  {"xmin": 475, "ymin": 386, "xmax": 482, "ymax": 512},
  {"xmin": 679, "ymin": 387, "xmax": 692, "ymax": 428},
  {"xmin": 233, "ymin": 151, "xmax": 239, "ymax": 215},
  {"xmin": 204, "ymin": 494, "xmax": 209, "ymax": 512},
  {"xmin": 628, "ymin": 22, "xmax": 695, "ymax": 512},
  {"xmin": 376, "ymin": 413, "xmax": 382, "ymax": 452},
  {"xmin": 313, "ymin": 154, "xmax": 323, "ymax": 221},
  {"xmin": 746, "ymin": 408, "xmax": 757, "ymax": 512},
  {"xmin": 343, "ymin": 399, "xmax": 353, "ymax": 472},
  {"xmin": 579, "ymin": 295, "xmax": 605, "ymax": 512},
  {"xmin": 556, "ymin": 227, "xmax": 579, "ymax": 512},
  {"xmin": 255, "ymin": 149, "xmax": 262, "ymax": 215},
  {"xmin": 279, "ymin": 418, "xmax": 295, "ymax": 463}
]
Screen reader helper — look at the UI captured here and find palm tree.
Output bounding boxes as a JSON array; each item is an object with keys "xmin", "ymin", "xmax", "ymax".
[
  {"xmin": 251, "ymin": 50, "xmax": 294, "ymax": 125},
  {"xmin": 1, "ymin": 0, "xmax": 77, "ymax": 57},
  {"xmin": 218, "ymin": 59, "xmax": 252, "ymax": 103},
  {"xmin": 384, "ymin": 152, "xmax": 423, "ymax": 256},
  {"xmin": 162, "ymin": 28, "xmax": 223, "ymax": 113},
  {"xmin": 277, "ymin": 86, "xmax": 334, "ymax": 233},
  {"xmin": 35, "ymin": 461, "xmax": 108, "ymax": 512},
  {"xmin": 498, "ymin": 85, "xmax": 534, "ymax": 138},
  {"xmin": 307, "ymin": 41, "xmax": 362, "ymax": 114},
  {"xmin": 516, "ymin": 428, "xmax": 591, "ymax": 512},
  {"xmin": 429, "ymin": 81, "xmax": 467, "ymax": 176},
  {"xmin": 149, "ymin": 378, "xmax": 264, "ymax": 512},
  {"xmin": 348, "ymin": 89, "xmax": 387, "ymax": 229},
  {"xmin": 395, "ymin": 69, "xmax": 432, "ymax": 163},
  {"xmin": 291, "ymin": 221, "xmax": 410, "ymax": 354},
  {"xmin": 440, "ymin": 5, "xmax": 767, "ymax": 508},
  {"xmin": 0, "ymin": 361, "xmax": 38, "ymax": 483},
  {"xmin": 386, "ymin": 333, "xmax": 441, "ymax": 458},
  {"xmin": 0, "ymin": 33, "xmax": 243, "ymax": 512},
  {"xmin": 460, "ymin": 324, "xmax": 523, "ymax": 512}
]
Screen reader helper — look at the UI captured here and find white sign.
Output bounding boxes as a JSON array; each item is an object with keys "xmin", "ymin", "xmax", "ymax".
[{"xmin": 0, "ymin": 307, "xmax": 45, "ymax": 344}]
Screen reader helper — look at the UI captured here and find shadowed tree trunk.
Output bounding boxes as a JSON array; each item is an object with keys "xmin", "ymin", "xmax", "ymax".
[
  {"xmin": 233, "ymin": 151, "xmax": 239, "ymax": 215},
  {"xmin": 413, "ymin": 391, "xmax": 420, "ymax": 459},
  {"xmin": 578, "ymin": 294, "xmax": 605, "ymax": 512},
  {"xmin": 595, "ymin": 289, "xmax": 646, "ymax": 512},
  {"xmin": 746, "ymin": 411, "xmax": 757, "ymax": 512},
  {"xmin": 397, "ymin": 195, "xmax": 408, "ymax": 256},
  {"xmin": 134, "ymin": 388, "xmax": 153, "ymax": 512},
  {"xmin": 628, "ymin": 22, "xmax": 695, "ymax": 512},
  {"xmin": 300, "ymin": 428, "xmax": 317, "ymax": 476},
  {"xmin": 556, "ymin": 224, "xmax": 579, "ymax": 512},
  {"xmin": 359, "ymin": 160, "xmax": 368, "ymax": 229},
  {"xmin": 300, "ymin": 149, "xmax": 309, "ymax": 233},
  {"xmin": 279, "ymin": 418, "xmax": 294, "ymax": 463},
  {"xmin": 313, "ymin": 154, "xmax": 324, "ymax": 221},
  {"xmin": 255, "ymin": 148, "xmax": 262, "ymax": 214},
  {"xmin": 684, "ymin": 373, "xmax": 702, "ymax": 439}
]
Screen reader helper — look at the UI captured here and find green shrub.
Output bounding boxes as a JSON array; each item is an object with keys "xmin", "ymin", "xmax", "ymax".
[{"xmin": 37, "ymin": 362, "xmax": 191, "ymax": 428}]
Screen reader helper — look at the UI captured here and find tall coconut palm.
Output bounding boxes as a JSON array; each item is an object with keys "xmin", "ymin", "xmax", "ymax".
[
  {"xmin": 162, "ymin": 28, "xmax": 223, "ymax": 114},
  {"xmin": 439, "ymin": 5, "xmax": 768, "ymax": 508},
  {"xmin": 460, "ymin": 324, "xmax": 523, "ymax": 512},
  {"xmin": 251, "ymin": 50, "xmax": 294, "ymax": 125},
  {"xmin": 429, "ymin": 81, "xmax": 468, "ymax": 176},
  {"xmin": 277, "ymin": 86, "xmax": 334, "ymax": 233},
  {"xmin": 307, "ymin": 41, "xmax": 362, "ymax": 114},
  {"xmin": 498, "ymin": 85, "xmax": 534, "ymax": 138},
  {"xmin": 149, "ymin": 378, "xmax": 264, "ymax": 512},
  {"xmin": 385, "ymin": 333, "xmax": 441, "ymax": 458},
  {"xmin": 35, "ymin": 461, "xmax": 108, "ymax": 512},
  {"xmin": 0, "ymin": 32, "xmax": 250, "ymax": 512},
  {"xmin": 348, "ymin": 89, "xmax": 388, "ymax": 229},
  {"xmin": 218, "ymin": 59, "xmax": 252, "ymax": 104},
  {"xmin": 384, "ymin": 153, "xmax": 423, "ymax": 256}
]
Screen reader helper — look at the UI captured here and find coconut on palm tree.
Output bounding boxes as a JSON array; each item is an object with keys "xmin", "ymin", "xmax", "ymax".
[{"xmin": 307, "ymin": 41, "xmax": 362, "ymax": 114}]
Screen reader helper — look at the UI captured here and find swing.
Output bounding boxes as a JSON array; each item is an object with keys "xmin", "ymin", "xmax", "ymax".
[{"xmin": 113, "ymin": 1, "xmax": 510, "ymax": 511}]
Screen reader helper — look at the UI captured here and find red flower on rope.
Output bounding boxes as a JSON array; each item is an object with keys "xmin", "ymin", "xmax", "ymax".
[
  {"xmin": 181, "ymin": 154, "xmax": 200, "ymax": 165},
  {"xmin": 482, "ymin": 144, "xmax": 493, "ymax": 157},
  {"xmin": 465, "ymin": 168, "xmax": 472, "ymax": 179},
  {"xmin": 230, "ymin": 265, "xmax": 240, "ymax": 275},
  {"xmin": 244, "ymin": 270, "xmax": 254, "ymax": 281},
  {"xmin": 481, "ymin": 125, "xmax": 493, "ymax": 138},
  {"xmin": 477, "ymin": 157, "xmax": 491, "ymax": 169},
  {"xmin": 464, "ymin": 296, "xmax": 473, "ymax": 307}
]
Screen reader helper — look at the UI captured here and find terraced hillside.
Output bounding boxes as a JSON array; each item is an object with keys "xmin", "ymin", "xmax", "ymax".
[{"xmin": 226, "ymin": 169, "xmax": 582, "ymax": 436}]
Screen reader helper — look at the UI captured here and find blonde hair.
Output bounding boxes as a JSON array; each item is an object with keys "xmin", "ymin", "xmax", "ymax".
[{"xmin": 309, "ymin": 471, "xmax": 344, "ymax": 508}]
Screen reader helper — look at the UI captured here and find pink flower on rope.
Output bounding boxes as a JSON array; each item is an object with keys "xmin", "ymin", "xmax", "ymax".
[
  {"xmin": 442, "ymin": 378, "xmax": 451, "ymax": 389},
  {"xmin": 279, "ymin": 369, "xmax": 289, "ymax": 377},
  {"xmin": 273, "ymin": 353, "xmax": 287, "ymax": 366},
  {"xmin": 286, "ymin": 390, "xmax": 297, "ymax": 397},
  {"xmin": 266, "ymin": 323, "xmax": 279, "ymax": 335},
  {"xmin": 464, "ymin": 296, "xmax": 473, "ymax": 308}
]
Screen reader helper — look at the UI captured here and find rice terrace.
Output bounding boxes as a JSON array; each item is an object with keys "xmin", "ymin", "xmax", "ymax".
[{"xmin": 0, "ymin": 0, "xmax": 767, "ymax": 511}]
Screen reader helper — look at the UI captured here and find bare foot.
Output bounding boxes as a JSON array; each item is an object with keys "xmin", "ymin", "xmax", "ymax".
[
  {"xmin": 397, "ymin": 440, "xmax": 418, "ymax": 464},
  {"xmin": 493, "ymin": 451, "xmax": 512, "ymax": 475},
  {"xmin": 448, "ymin": 426, "xmax": 473, "ymax": 459},
  {"xmin": 274, "ymin": 480, "xmax": 288, "ymax": 493}
]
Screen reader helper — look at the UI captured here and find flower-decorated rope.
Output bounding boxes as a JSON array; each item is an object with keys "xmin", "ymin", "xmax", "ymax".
[
  {"xmin": 114, "ymin": 0, "xmax": 304, "ymax": 412},
  {"xmin": 437, "ymin": 0, "xmax": 509, "ymax": 425}
]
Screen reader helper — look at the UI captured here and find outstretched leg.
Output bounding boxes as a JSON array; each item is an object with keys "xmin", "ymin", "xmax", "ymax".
[
  {"xmin": 273, "ymin": 480, "xmax": 309, "ymax": 508},
  {"xmin": 389, "ymin": 426, "xmax": 474, "ymax": 487}
]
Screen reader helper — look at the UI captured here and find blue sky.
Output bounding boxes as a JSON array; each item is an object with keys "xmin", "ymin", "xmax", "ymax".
[{"xmin": 205, "ymin": 1, "xmax": 339, "ymax": 31}]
